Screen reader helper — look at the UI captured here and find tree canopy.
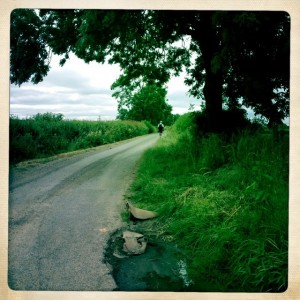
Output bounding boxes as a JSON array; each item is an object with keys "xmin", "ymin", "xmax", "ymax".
[
  {"xmin": 116, "ymin": 84, "xmax": 172, "ymax": 125},
  {"xmin": 10, "ymin": 9, "xmax": 51, "ymax": 85},
  {"xmin": 10, "ymin": 9, "xmax": 290, "ymax": 130}
]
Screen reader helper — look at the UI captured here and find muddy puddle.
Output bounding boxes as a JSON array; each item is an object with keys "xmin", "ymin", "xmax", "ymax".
[{"xmin": 104, "ymin": 227, "xmax": 193, "ymax": 291}]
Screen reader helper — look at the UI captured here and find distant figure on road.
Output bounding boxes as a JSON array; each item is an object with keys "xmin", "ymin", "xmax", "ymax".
[{"xmin": 158, "ymin": 121, "xmax": 165, "ymax": 137}]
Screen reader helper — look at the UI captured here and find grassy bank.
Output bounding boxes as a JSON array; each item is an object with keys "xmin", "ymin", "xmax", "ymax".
[
  {"xmin": 10, "ymin": 113, "xmax": 154, "ymax": 164},
  {"xmin": 126, "ymin": 113, "xmax": 288, "ymax": 292}
]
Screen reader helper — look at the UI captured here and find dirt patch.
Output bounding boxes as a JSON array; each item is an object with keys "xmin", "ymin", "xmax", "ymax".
[{"xmin": 104, "ymin": 224, "xmax": 193, "ymax": 291}]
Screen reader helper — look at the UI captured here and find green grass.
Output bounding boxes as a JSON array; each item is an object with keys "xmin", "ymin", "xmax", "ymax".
[
  {"xmin": 126, "ymin": 113, "xmax": 289, "ymax": 292},
  {"xmin": 10, "ymin": 113, "xmax": 154, "ymax": 164}
]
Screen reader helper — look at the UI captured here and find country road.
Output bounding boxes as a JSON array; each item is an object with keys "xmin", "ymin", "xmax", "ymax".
[{"xmin": 8, "ymin": 134, "xmax": 159, "ymax": 291}]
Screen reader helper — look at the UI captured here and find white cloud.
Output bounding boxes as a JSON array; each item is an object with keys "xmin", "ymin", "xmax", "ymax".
[
  {"xmin": 167, "ymin": 72, "xmax": 200, "ymax": 114},
  {"xmin": 10, "ymin": 53, "xmax": 199, "ymax": 120}
]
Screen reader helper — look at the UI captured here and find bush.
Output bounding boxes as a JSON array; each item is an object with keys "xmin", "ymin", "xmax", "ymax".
[
  {"xmin": 173, "ymin": 112, "xmax": 197, "ymax": 134},
  {"xmin": 142, "ymin": 120, "xmax": 156, "ymax": 133},
  {"xmin": 9, "ymin": 114, "xmax": 150, "ymax": 164},
  {"xmin": 193, "ymin": 108, "xmax": 255, "ymax": 136}
]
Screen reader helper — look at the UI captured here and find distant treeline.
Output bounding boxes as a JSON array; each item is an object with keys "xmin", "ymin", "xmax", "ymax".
[{"xmin": 10, "ymin": 113, "xmax": 155, "ymax": 164}]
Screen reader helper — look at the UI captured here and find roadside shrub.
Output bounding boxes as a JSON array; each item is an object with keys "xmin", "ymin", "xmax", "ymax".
[
  {"xmin": 142, "ymin": 120, "xmax": 156, "ymax": 133},
  {"xmin": 10, "ymin": 132, "xmax": 38, "ymax": 162},
  {"xmin": 173, "ymin": 112, "xmax": 197, "ymax": 134},
  {"xmin": 9, "ymin": 114, "xmax": 150, "ymax": 164},
  {"xmin": 193, "ymin": 108, "xmax": 253, "ymax": 136}
]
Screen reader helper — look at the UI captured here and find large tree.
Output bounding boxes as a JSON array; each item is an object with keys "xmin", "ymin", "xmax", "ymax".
[
  {"xmin": 214, "ymin": 12, "xmax": 290, "ymax": 126},
  {"xmin": 10, "ymin": 9, "xmax": 290, "ymax": 130},
  {"xmin": 115, "ymin": 83, "xmax": 172, "ymax": 125}
]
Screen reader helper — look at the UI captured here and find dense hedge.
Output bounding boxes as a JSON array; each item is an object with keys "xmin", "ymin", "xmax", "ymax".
[{"xmin": 10, "ymin": 113, "xmax": 153, "ymax": 164}]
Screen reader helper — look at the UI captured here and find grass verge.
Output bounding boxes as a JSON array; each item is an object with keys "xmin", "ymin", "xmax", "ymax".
[{"xmin": 125, "ymin": 113, "xmax": 289, "ymax": 292}]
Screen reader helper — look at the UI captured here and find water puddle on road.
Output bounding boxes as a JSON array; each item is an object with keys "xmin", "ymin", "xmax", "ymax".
[{"xmin": 104, "ymin": 228, "xmax": 193, "ymax": 291}]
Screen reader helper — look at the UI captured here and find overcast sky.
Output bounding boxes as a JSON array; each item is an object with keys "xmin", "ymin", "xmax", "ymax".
[{"xmin": 10, "ymin": 53, "xmax": 199, "ymax": 121}]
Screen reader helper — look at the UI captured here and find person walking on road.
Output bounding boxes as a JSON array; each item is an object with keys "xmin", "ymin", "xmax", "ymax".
[{"xmin": 158, "ymin": 121, "xmax": 164, "ymax": 137}]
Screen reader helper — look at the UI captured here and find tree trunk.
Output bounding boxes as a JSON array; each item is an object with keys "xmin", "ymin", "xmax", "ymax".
[
  {"xmin": 193, "ymin": 12, "xmax": 223, "ymax": 132},
  {"xmin": 203, "ymin": 70, "xmax": 223, "ymax": 132}
]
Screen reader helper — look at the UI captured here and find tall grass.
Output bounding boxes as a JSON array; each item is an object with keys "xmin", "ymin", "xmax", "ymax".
[
  {"xmin": 10, "ymin": 113, "xmax": 154, "ymax": 164},
  {"xmin": 127, "ymin": 113, "xmax": 288, "ymax": 292}
]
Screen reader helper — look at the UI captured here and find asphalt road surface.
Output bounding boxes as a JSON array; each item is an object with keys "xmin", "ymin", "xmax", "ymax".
[{"xmin": 8, "ymin": 134, "xmax": 159, "ymax": 291}]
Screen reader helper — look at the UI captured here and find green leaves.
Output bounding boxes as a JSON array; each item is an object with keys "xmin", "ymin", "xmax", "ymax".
[
  {"xmin": 218, "ymin": 11, "xmax": 290, "ymax": 124},
  {"xmin": 10, "ymin": 9, "xmax": 290, "ymax": 127},
  {"xmin": 116, "ymin": 84, "xmax": 172, "ymax": 125},
  {"xmin": 10, "ymin": 9, "xmax": 50, "ymax": 85}
]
